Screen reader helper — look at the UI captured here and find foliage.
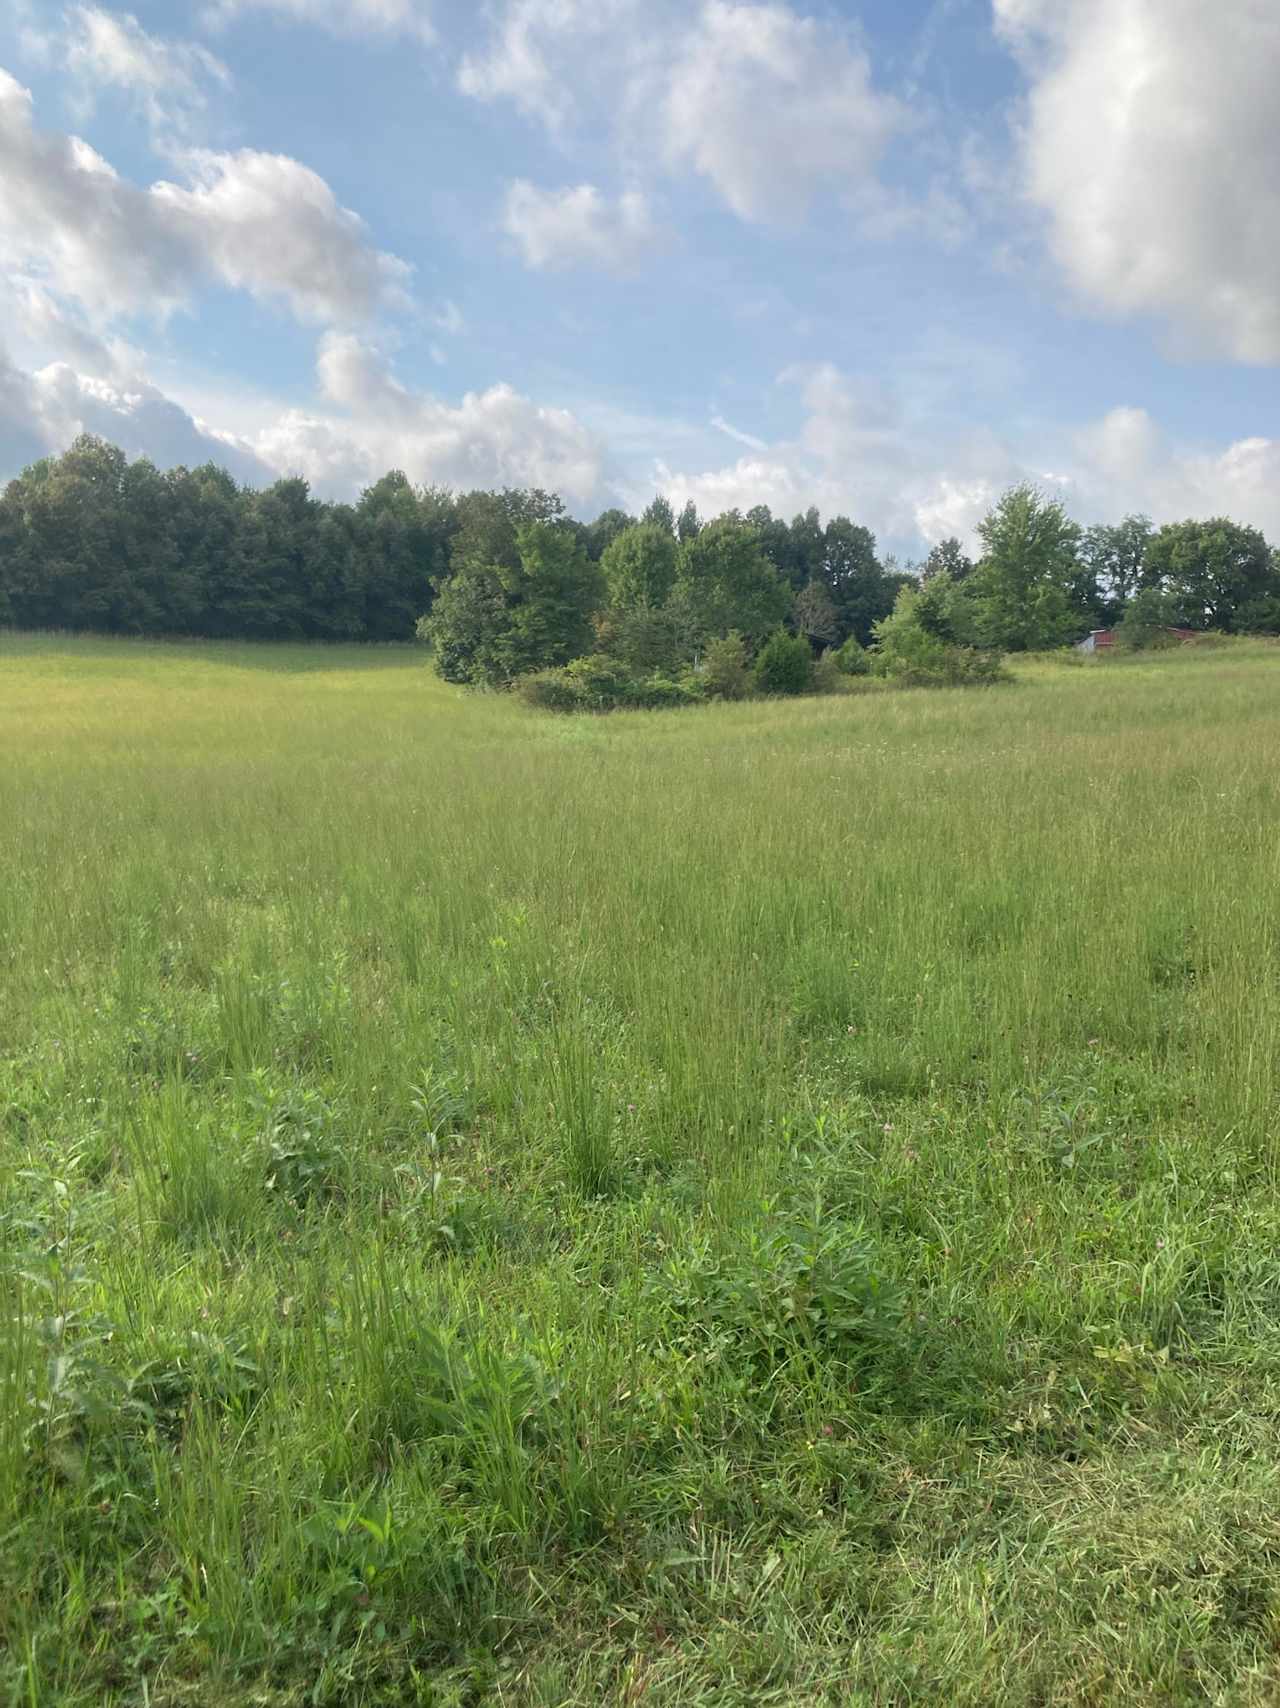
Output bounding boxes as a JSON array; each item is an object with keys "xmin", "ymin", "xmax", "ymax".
[
  {"xmin": 1081, "ymin": 514, "xmax": 1153, "ymax": 622},
  {"xmin": 921, "ymin": 536, "xmax": 973, "ymax": 584},
  {"xmin": 1113, "ymin": 586, "xmax": 1182, "ymax": 650},
  {"xmin": 423, "ymin": 520, "xmax": 603, "ymax": 687},
  {"xmin": 753, "ymin": 628, "xmax": 815, "ymax": 695},
  {"xmin": 792, "ymin": 578, "xmax": 840, "ymax": 646},
  {"xmin": 968, "ymin": 483, "xmax": 1091, "ymax": 651},
  {"xmin": 1143, "ymin": 517, "xmax": 1280, "ymax": 632},
  {"xmin": 872, "ymin": 586, "xmax": 1006, "ymax": 684},
  {"xmin": 834, "ymin": 634, "xmax": 871, "ymax": 675},
  {"xmin": 599, "ymin": 523, "xmax": 679, "ymax": 612},
  {"xmin": 700, "ymin": 630, "xmax": 752, "ymax": 700},
  {"xmin": 515, "ymin": 655, "xmax": 703, "ymax": 712},
  {"xmin": 669, "ymin": 515, "xmax": 792, "ymax": 647}
]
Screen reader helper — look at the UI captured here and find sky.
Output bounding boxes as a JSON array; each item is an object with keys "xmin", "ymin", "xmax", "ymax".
[{"xmin": 0, "ymin": 0, "xmax": 1278, "ymax": 557}]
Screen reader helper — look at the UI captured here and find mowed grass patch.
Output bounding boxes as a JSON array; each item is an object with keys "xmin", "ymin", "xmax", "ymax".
[{"xmin": 2, "ymin": 631, "xmax": 1280, "ymax": 1705}]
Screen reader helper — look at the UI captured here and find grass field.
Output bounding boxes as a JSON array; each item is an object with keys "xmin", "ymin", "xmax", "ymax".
[{"xmin": 3, "ymin": 633, "xmax": 1280, "ymax": 1706}]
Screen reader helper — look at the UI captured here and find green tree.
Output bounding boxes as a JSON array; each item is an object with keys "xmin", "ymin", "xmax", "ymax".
[
  {"xmin": 1143, "ymin": 518, "xmax": 1279, "ymax": 631},
  {"xmin": 968, "ymin": 484, "xmax": 1087, "ymax": 651},
  {"xmin": 584, "ymin": 507, "xmax": 635, "ymax": 560},
  {"xmin": 920, "ymin": 537, "xmax": 973, "ymax": 584},
  {"xmin": 641, "ymin": 495, "xmax": 676, "ymax": 535},
  {"xmin": 792, "ymin": 577, "xmax": 840, "ymax": 648},
  {"xmin": 1080, "ymin": 514, "xmax": 1152, "ymax": 622},
  {"xmin": 820, "ymin": 517, "xmax": 895, "ymax": 646},
  {"xmin": 670, "ymin": 516, "xmax": 791, "ymax": 649},
  {"xmin": 600, "ymin": 523, "xmax": 678, "ymax": 612},
  {"xmin": 676, "ymin": 499, "xmax": 701, "ymax": 543}
]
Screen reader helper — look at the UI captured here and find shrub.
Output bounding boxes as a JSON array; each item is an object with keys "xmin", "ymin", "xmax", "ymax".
[
  {"xmin": 514, "ymin": 669, "xmax": 582, "ymax": 712},
  {"xmin": 835, "ymin": 635, "xmax": 870, "ymax": 676},
  {"xmin": 515, "ymin": 657, "xmax": 704, "ymax": 714},
  {"xmin": 700, "ymin": 631, "xmax": 752, "ymax": 700},
  {"xmin": 872, "ymin": 590, "xmax": 1005, "ymax": 686},
  {"xmin": 812, "ymin": 650, "xmax": 847, "ymax": 695},
  {"xmin": 753, "ymin": 629, "xmax": 815, "ymax": 696}
]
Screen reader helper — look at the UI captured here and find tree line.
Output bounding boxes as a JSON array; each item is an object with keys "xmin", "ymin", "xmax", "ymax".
[{"xmin": 2, "ymin": 436, "xmax": 1279, "ymax": 675}]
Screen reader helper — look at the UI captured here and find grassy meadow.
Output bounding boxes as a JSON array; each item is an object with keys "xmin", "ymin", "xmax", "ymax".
[{"xmin": 4, "ymin": 631, "xmax": 1280, "ymax": 1706}]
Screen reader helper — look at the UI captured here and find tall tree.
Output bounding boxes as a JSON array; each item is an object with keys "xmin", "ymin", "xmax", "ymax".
[
  {"xmin": 676, "ymin": 499, "xmax": 701, "ymax": 544},
  {"xmin": 968, "ymin": 484, "xmax": 1088, "ymax": 651},
  {"xmin": 920, "ymin": 537, "xmax": 973, "ymax": 584},
  {"xmin": 600, "ymin": 523, "xmax": 678, "ymax": 612},
  {"xmin": 1080, "ymin": 514, "xmax": 1152, "ymax": 622},
  {"xmin": 670, "ymin": 515, "xmax": 791, "ymax": 648},
  {"xmin": 1143, "ymin": 518, "xmax": 1280, "ymax": 632},
  {"xmin": 641, "ymin": 495, "xmax": 676, "ymax": 535}
]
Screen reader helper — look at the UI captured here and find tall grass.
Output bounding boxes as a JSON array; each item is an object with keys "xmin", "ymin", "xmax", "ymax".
[{"xmin": 2, "ymin": 631, "xmax": 1280, "ymax": 1704}]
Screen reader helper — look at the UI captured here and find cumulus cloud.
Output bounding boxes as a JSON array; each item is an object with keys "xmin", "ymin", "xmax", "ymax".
[
  {"xmin": 503, "ymin": 181, "xmax": 660, "ymax": 271},
  {"xmin": 458, "ymin": 0, "xmax": 625, "ymax": 126},
  {"xmin": 649, "ymin": 365, "xmax": 1280, "ymax": 554},
  {"xmin": 0, "ymin": 339, "xmax": 272, "ymax": 484},
  {"xmin": 995, "ymin": 0, "xmax": 1280, "ymax": 362},
  {"xmin": 205, "ymin": 0, "xmax": 434, "ymax": 43},
  {"xmin": 664, "ymin": 1, "xmax": 903, "ymax": 222},
  {"xmin": 461, "ymin": 0, "xmax": 902, "ymax": 225},
  {"xmin": 0, "ymin": 328, "xmax": 607, "ymax": 504},
  {"xmin": 0, "ymin": 69, "xmax": 410, "ymax": 324},
  {"xmin": 250, "ymin": 332, "xmax": 607, "ymax": 501},
  {"xmin": 27, "ymin": 6, "xmax": 231, "ymax": 143}
]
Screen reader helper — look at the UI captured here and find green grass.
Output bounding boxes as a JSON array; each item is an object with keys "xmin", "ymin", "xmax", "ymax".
[{"xmin": 3, "ymin": 631, "xmax": 1280, "ymax": 1706}]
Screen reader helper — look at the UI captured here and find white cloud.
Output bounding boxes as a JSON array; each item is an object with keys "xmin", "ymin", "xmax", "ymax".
[
  {"xmin": 458, "ymin": 0, "xmax": 625, "ymax": 126},
  {"xmin": 29, "ymin": 6, "xmax": 231, "ymax": 142},
  {"xmin": 649, "ymin": 366, "xmax": 1280, "ymax": 553},
  {"xmin": 153, "ymin": 148, "xmax": 412, "ymax": 323},
  {"xmin": 206, "ymin": 0, "xmax": 434, "ymax": 44},
  {"xmin": 0, "ymin": 339, "xmax": 272, "ymax": 483},
  {"xmin": 0, "ymin": 327, "xmax": 608, "ymax": 503},
  {"xmin": 252, "ymin": 332, "xmax": 607, "ymax": 501},
  {"xmin": 664, "ymin": 0, "xmax": 903, "ymax": 221},
  {"xmin": 0, "ymin": 69, "xmax": 410, "ymax": 324},
  {"xmin": 995, "ymin": 0, "xmax": 1280, "ymax": 362},
  {"xmin": 461, "ymin": 0, "xmax": 902, "ymax": 225},
  {"xmin": 503, "ymin": 181, "xmax": 659, "ymax": 271},
  {"xmin": 711, "ymin": 414, "xmax": 767, "ymax": 452}
]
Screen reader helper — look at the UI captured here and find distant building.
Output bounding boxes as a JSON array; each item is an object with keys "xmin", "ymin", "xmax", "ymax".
[{"xmin": 1075, "ymin": 626, "xmax": 1202, "ymax": 653}]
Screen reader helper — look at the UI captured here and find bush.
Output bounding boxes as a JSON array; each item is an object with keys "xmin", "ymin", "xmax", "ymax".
[
  {"xmin": 754, "ymin": 629, "xmax": 815, "ymax": 696},
  {"xmin": 812, "ymin": 650, "xmax": 848, "ymax": 695},
  {"xmin": 872, "ymin": 590, "xmax": 1006, "ymax": 686},
  {"xmin": 514, "ymin": 669, "xmax": 583, "ymax": 712},
  {"xmin": 515, "ymin": 657, "xmax": 704, "ymax": 714},
  {"xmin": 834, "ymin": 635, "xmax": 870, "ymax": 676},
  {"xmin": 700, "ymin": 631, "xmax": 752, "ymax": 700}
]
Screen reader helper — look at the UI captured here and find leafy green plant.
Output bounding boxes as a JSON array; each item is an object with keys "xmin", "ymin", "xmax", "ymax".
[
  {"xmin": 753, "ymin": 629, "xmax": 815, "ymax": 696},
  {"xmin": 655, "ymin": 1201, "xmax": 906, "ymax": 1376}
]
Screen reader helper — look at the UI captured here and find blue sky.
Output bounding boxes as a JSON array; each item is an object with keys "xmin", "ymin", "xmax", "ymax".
[{"xmin": 1, "ymin": 0, "xmax": 1277, "ymax": 556}]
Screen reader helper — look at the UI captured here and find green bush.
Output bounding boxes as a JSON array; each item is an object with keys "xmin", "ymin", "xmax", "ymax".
[
  {"xmin": 872, "ymin": 590, "xmax": 1005, "ymax": 686},
  {"xmin": 835, "ymin": 635, "xmax": 870, "ymax": 675},
  {"xmin": 812, "ymin": 650, "xmax": 848, "ymax": 695},
  {"xmin": 514, "ymin": 669, "xmax": 583, "ymax": 712},
  {"xmin": 515, "ymin": 657, "xmax": 703, "ymax": 713},
  {"xmin": 753, "ymin": 629, "xmax": 815, "ymax": 696},
  {"xmin": 700, "ymin": 631, "xmax": 752, "ymax": 700}
]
